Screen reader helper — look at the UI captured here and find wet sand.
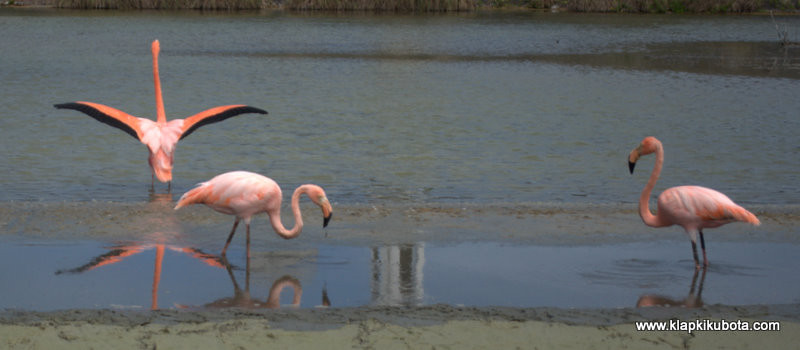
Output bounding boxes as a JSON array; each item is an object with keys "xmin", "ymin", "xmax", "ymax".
[
  {"xmin": 2, "ymin": 202, "xmax": 799, "ymax": 348},
  {"xmin": 3, "ymin": 201, "xmax": 799, "ymax": 245},
  {"xmin": 1, "ymin": 304, "xmax": 799, "ymax": 349}
]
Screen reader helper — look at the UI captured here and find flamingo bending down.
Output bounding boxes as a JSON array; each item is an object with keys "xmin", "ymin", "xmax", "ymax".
[
  {"xmin": 628, "ymin": 136, "xmax": 760, "ymax": 268},
  {"xmin": 174, "ymin": 171, "xmax": 333, "ymax": 257},
  {"xmin": 55, "ymin": 40, "xmax": 267, "ymax": 187}
]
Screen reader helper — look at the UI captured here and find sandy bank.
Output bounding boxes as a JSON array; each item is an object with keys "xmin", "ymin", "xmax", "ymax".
[
  {"xmin": 2, "ymin": 304, "xmax": 799, "ymax": 349},
  {"xmin": 3, "ymin": 202, "xmax": 796, "ymax": 245}
]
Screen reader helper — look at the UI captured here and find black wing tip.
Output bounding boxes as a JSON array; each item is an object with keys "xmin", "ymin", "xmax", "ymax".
[
  {"xmin": 179, "ymin": 105, "xmax": 268, "ymax": 140},
  {"xmin": 54, "ymin": 102, "xmax": 79, "ymax": 109},
  {"xmin": 243, "ymin": 106, "xmax": 268, "ymax": 115},
  {"xmin": 53, "ymin": 102, "xmax": 140, "ymax": 140}
]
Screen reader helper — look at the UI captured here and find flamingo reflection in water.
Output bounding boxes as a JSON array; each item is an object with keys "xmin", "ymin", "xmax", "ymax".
[
  {"xmin": 636, "ymin": 267, "xmax": 707, "ymax": 308},
  {"xmin": 56, "ymin": 242, "xmax": 226, "ymax": 310},
  {"xmin": 55, "ymin": 192, "xmax": 226, "ymax": 310},
  {"xmin": 179, "ymin": 253, "xmax": 331, "ymax": 309},
  {"xmin": 57, "ymin": 245, "xmax": 329, "ymax": 310},
  {"xmin": 197, "ymin": 261, "xmax": 304, "ymax": 309}
]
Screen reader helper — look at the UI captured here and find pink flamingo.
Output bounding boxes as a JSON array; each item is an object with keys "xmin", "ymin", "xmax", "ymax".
[
  {"xmin": 628, "ymin": 136, "xmax": 760, "ymax": 268},
  {"xmin": 54, "ymin": 40, "xmax": 267, "ymax": 188},
  {"xmin": 174, "ymin": 171, "xmax": 333, "ymax": 257}
]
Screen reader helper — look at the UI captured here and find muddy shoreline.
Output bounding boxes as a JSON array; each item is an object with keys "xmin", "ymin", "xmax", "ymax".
[
  {"xmin": 1, "ymin": 304, "xmax": 798, "ymax": 348},
  {"xmin": 2, "ymin": 201, "xmax": 798, "ymax": 245},
  {"xmin": 4, "ymin": 303, "xmax": 800, "ymax": 329}
]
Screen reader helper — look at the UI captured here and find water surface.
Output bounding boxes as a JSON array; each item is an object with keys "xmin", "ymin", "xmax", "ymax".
[
  {"xmin": 1, "ymin": 239, "xmax": 798, "ymax": 311},
  {"xmin": 1, "ymin": 9, "xmax": 798, "ymax": 204},
  {"xmin": 0, "ymin": 9, "xmax": 798, "ymax": 311}
]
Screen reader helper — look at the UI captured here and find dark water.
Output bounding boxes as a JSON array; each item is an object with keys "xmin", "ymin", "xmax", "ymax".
[{"xmin": 1, "ymin": 9, "xmax": 799, "ymax": 311}]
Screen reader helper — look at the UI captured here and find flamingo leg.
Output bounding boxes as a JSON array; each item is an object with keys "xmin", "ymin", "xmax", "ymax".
[
  {"xmin": 691, "ymin": 240, "xmax": 700, "ymax": 269},
  {"xmin": 221, "ymin": 218, "xmax": 240, "ymax": 256},
  {"xmin": 245, "ymin": 223, "xmax": 251, "ymax": 260},
  {"xmin": 699, "ymin": 230, "xmax": 708, "ymax": 267},
  {"xmin": 167, "ymin": 181, "xmax": 172, "ymax": 193}
]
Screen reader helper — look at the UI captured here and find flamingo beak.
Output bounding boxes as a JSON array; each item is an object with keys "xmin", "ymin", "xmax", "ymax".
[
  {"xmin": 323, "ymin": 213, "xmax": 332, "ymax": 228},
  {"xmin": 320, "ymin": 197, "xmax": 333, "ymax": 228},
  {"xmin": 628, "ymin": 148, "xmax": 640, "ymax": 174}
]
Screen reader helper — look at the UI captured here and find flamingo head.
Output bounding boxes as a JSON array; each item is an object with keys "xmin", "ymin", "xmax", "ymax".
[
  {"xmin": 306, "ymin": 185, "xmax": 333, "ymax": 228},
  {"xmin": 629, "ymin": 136, "xmax": 661, "ymax": 174}
]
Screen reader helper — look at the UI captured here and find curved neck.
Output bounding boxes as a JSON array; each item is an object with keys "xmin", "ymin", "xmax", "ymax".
[
  {"xmin": 640, "ymin": 143, "xmax": 665, "ymax": 227},
  {"xmin": 152, "ymin": 42, "xmax": 166, "ymax": 124},
  {"xmin": 268, "ymin": 185, "xmax": 312, "ymax": 239}
]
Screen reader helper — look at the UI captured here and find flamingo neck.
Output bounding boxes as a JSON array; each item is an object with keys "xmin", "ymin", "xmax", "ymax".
[
  {"xmin": 153, "ymin": 44, "xmax": 167, "ymax": 124},
  {"xmin": 640, "ymin": 142, "xmax": 666, "ymax": 227},
  {"xmin": 268, "ymin": 185, "xmax": 312, "ymax": 239}
]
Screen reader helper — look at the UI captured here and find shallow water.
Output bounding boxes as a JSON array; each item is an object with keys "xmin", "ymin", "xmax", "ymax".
[
  {"xmin": 1, "ymin": 239, "xmax": 798, "ymax": 311},
  {"xmin": 1, "ymin": 9, "xmax": 799, "ymax": 204},
  {"xmin": 1, "ymin": 9, "xmax": 799, "ymax": 311}
]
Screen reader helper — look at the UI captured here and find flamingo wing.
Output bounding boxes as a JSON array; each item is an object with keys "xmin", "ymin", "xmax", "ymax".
[
  {"xmin": 179, "ymin": 105, "xmax": 267, "ymax": 140},
  {"xmin": 54, "ymin": 101, "xmax": 143, "ymax": 140},
  {"xmin": 660, "ymin": 186, "xmax": 760, "ymax": 225},
  {"xmin": 175, "ymin": 171, "xmax": 277, "ymax": 218}
]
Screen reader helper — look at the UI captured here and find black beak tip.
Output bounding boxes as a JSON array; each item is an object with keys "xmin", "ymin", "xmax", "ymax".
[
  {"xmin": 323, "ymin": 214, "xmax": 332, "ymax": 228},
  {"xmin": 628, "ymin": 161, "xmax": 636, "ymax": 174}
]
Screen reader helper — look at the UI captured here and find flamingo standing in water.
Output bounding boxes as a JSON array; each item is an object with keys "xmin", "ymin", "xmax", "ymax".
[
  {"xmin": 54, "ymin": 40, "xmax": 267, "ymax": 188},
  {"xmin": 174, "ymin": 171, "xmax": 333, "ymax": 257},
  {"xmin": 628, "ymin": 136, "xmax": 760, "ymax": 268}
]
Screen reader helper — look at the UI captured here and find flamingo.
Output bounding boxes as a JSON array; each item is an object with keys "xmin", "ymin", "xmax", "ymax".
[
  {"xmin": 628, "ymin": 136, "xmax": 760, "ymax": 268},
  {"xmin": 54, "ymin": 40, "xmax": 267, "ymax": 188},
  {"xmin": 174, "ymin": 171, "xmax": 333, "ymax": 257}
]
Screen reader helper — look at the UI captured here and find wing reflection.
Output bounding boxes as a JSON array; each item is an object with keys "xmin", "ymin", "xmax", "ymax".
[
  {"xmin": 636, "ymin": 267, "xmax": 707, "ymax": 308},
  {"xmin": 371, "ymin": 243, "xmax": 425, "ymax": 306},
  {"xmin": 55, "ymin": 242, "xmax": 226, "ymax": 309}
]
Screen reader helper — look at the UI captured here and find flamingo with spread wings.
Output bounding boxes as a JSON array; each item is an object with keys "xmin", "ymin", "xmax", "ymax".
[
  {"xmin": 55, "ymin": 40, "xmax": 267, "ymax": 188},
  {"xmin": 628, "ymin": 136, "xmax": 760, "ymax": 268}
]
